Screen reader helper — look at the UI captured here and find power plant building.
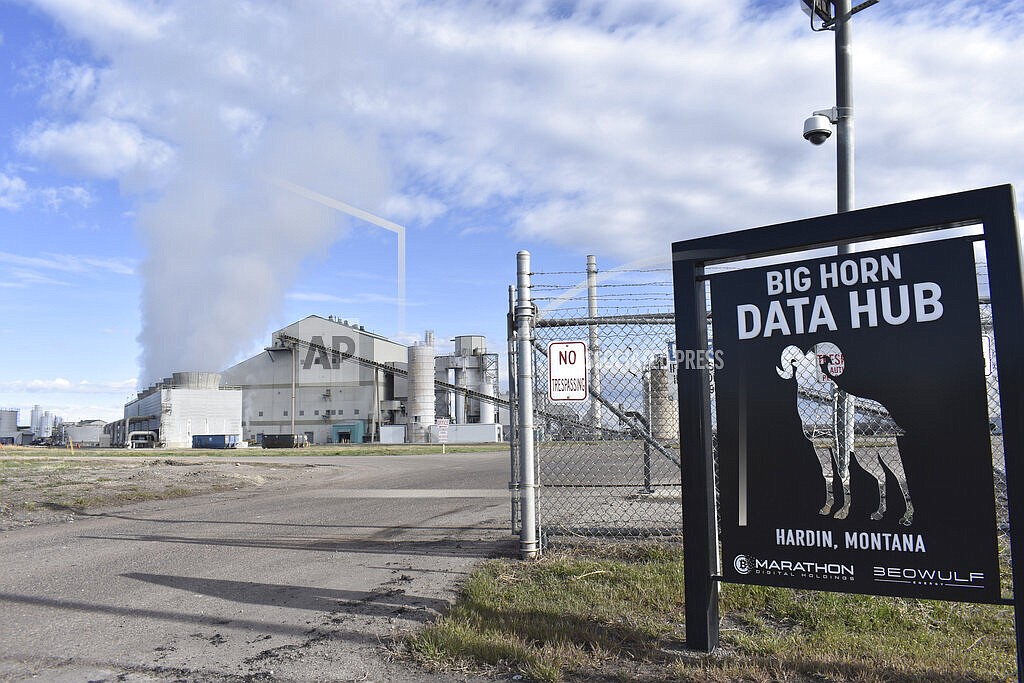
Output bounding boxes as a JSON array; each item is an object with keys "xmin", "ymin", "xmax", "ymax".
[
  {"xmin": 222, "ymin": 316, "xmax": 409, "ymax": 445},
  {"xmin": 118, "ymin": 315, "xmax": 506, "ymax": 447}
]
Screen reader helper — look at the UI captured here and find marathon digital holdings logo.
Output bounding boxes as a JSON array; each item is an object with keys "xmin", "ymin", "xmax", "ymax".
[{"xmin": 732, "ymin": 554, "xmax": 854, "ymax": 582}]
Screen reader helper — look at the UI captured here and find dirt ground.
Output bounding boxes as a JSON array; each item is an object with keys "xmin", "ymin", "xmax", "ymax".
[{"xmin": 0, "ymin": 451, "xmax": 292, "ymax": 531}]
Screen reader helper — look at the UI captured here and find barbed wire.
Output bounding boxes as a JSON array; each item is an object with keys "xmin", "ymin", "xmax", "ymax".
[
  {"xmin": 531, "ymin": 267, "xmax": 672, "ymax": 276},
  {"xmin": 534, "ymin": 295, "xmax": 673, "ymax": 303},
  {"xmin": 532, "ymin": 281, "xmax": 671, "ymax": 290}
]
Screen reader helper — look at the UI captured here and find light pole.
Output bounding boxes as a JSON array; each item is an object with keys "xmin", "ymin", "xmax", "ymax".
[
  {"xmin": 801, "ymin": 0, "xmax": 877, "ymax": 220},
  {"xmin": 802, "ymin": 0, "xmax": 877, "ymax": 553}
]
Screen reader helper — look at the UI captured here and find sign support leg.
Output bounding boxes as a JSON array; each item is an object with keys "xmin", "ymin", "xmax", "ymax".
[{"xmin": 674, "ymin": 259, "xmax": 719, "ymax": 652}]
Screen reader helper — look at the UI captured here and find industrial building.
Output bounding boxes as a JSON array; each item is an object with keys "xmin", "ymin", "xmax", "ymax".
[
  {"xmin": 222, "ymin": 316, "xmax": 408, "ymax": 445},
  {"xmin": 0, "ymin": 408, "xmax": 19, "ymax": 445},
  {"xmin": 29, "ymin": 405, "xmax": 60, "ymax": 440},
  {"xmin": 61, "ymin": 420, "xmax": 111, "ymax": 448},
  {"xmin": 118, "ymin": 315, "xmax": 505, "ymax": 448},
  {"xmin": 115, "ymin": 372, "xmax": 242, "ymax": 448}
]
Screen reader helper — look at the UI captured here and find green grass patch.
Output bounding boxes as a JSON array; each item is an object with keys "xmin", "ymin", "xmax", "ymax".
[
  {"xmin": 0, "ymin": 456, "xmax": 76, "ymax": 472},
  {"xmin": 408, "ymin": 545, "xmax": 1016, "ymax": 682}
]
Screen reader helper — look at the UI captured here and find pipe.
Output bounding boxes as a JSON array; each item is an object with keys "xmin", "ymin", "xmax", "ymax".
[
  {"xmin": 516, "ymin": 250, "xmax": 539, "ymax": 558},
  {"xmin": 290, "ymin": 342, "xmax": 297, "ymax": 434},
  {"xmin": 835, "ymin": 0, "xmax": 854, "ymax": 217},
  {"xmin": 587, "ymin": 255, "xmax": 602, "ymax": 431},
  {"xmin": 507, "ymin": 284, "xmax": 521, "ymax": 533}
]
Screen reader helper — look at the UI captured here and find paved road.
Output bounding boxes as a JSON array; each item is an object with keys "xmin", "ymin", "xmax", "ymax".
[{"xmin": 0, "ymin": 451, "xmax": 515, "ymax": 682}]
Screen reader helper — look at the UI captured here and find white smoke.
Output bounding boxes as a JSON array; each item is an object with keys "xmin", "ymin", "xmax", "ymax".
[{"xmin": 135, "ymin": 120, "xmax": 389, "ymax": 385}]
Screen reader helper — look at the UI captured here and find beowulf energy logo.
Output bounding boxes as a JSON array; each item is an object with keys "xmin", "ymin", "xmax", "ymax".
[{"xmin": 873, "ymin": 566, "xmax": 986, "ymax": 591}]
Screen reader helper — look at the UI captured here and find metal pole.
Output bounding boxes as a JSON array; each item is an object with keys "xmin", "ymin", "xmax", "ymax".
[
  {"xmin": 834, "ymin": 0, "xmax": 857, "ymax": 485},
  {"xmin": 587, "ymin": 255, "xmax": 602, "ymax": 433},
  {"xmin": 642, "ymin": 374, "xmax": 654, "ymax": 494},
  {"xmin": 516, "ymin": 250, "xmax": 539, "ymax": 558},
  {"xmin": 675, "ymin": 258, "xmax": 719, "ymax": 652},
  {"xmin": 290, "ymin": 344, "xmax": 297, "ymax": 434},
  {"xmin": 835, "ymin": 0, "xmax": 854, "ymax": 217},
  {"xmin": 507, "ymin": 285, "xmax": 521, "ymax": 534}
]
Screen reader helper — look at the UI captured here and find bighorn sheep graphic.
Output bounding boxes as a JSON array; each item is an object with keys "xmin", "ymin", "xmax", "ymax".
[{"xmin": 776, "ymin": 343, "xmax": 914, "ymax": 526}]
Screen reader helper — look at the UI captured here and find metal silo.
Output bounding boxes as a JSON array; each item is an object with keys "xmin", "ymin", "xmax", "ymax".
[
  {"xmin": 644, "ymin": 355, "xmax": 678, "ymax": 444},
  {"xmin": 408, "ymin": 332, "xmax": 436, "ymax": 443},
  {"xmin": 0, "ymin": 409, "xmax": 18, "ymax": 438}
]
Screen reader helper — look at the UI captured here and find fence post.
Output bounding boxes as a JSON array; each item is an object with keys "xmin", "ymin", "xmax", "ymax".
[
  {"xmin": 587, "ymin": 255, "xmax": 602, "ymax": 433},
  {"xmin": 507, "ymin": 285, "xmax": 521, "ymax": 534},
  {"xmin": 516, "ymin": 250, "xmax": 540, "ymax": 558},
  {"xmin": 674, "ymin": 259, "xmax": 719, "ymax": 652}
]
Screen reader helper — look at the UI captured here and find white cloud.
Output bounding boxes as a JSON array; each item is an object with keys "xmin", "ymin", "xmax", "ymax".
[
  {"xmin": 29, "ymin": 0, "xmax": 171, "ymax": 44},
  {"xmin": 0, "ymin": 252, "xmax": 135, "ymax": 289},
  {"xmin": 0, "ymin": 171, "xmax": 92, "ymax": 211},
  {"xmin": 18, "ymin": 118, "xmax": 175, "ymax": 185},
  {"xmin": 0, "ymin": 377, "xmax": 137, "ymax": 394},
  {"xmin": 0, "ymin": 173, "xmax": 30, "ymax": 210},
  {"xmin": 37, "ymin": 184, "xmax": 94, "ymax": 210},
  {"xmin": 287, "ymin": 291, "xmax": 407, "ymax": 306},
  {"xmin": 0, "ymin": 251, "xmax": 136, "ymax": 276},
  {"xmin": 39, "ymin": 60, "xmax": 101, "ymax": 112}
]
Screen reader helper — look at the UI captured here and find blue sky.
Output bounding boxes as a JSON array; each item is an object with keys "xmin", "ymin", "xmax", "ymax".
[{"xmin": 1, "ymin": 0, "xmax": 1023, "ymax": 423}]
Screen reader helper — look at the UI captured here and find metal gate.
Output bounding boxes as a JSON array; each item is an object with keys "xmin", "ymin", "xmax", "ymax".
[{"xmin": 508, "ymin": 252, "xmax": 683, "ymax": 551}]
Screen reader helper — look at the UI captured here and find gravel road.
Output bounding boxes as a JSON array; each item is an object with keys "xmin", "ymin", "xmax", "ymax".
[{"xmin": 0, "ymin": 451, "xmax": 515, "ymax": 682}]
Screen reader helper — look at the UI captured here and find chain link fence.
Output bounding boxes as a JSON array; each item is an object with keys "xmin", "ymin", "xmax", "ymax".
[
  {"xmin": 980, "ymin": 297, "xmax": 1012, "ymax": 599},
  {"xmin": 509, "ymin": 257, "xmax": 682, "ymax": 548}
]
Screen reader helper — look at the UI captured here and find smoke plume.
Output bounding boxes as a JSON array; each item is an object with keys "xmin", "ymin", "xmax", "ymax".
[{"xmin": 136, "ymin": 120, "xmax": 389, "ymax": 385}]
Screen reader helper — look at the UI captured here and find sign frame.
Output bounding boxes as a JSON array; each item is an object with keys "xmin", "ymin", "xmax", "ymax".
[
  {"xmin": 671, "ymin": 185, "xmax": 1024, "ymax": 669},
  {"xmin": 436, "ymin": 417, "xmax": 450, "ymax": 443},
  {"xmin": 547, "ymin": 340, "xmax": 589, "ymax": 402}
]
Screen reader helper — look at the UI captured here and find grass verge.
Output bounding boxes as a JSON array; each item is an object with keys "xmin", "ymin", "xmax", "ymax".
[{"xmin": 407, "ymin": 545, "xmax": 1016, "ymax": 682}]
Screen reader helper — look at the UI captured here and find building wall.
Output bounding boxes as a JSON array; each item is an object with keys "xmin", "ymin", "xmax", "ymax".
[
  {"xmin": 160, "ymin": 388, "xmax": 243, "ymax": 448},
  {"xmin": 0, "ymin": 409, "xmax": 18, "ymax": 439},
  {"xmin": 123, "ymin": 386, "xmax": 242, "ymax": 448},
  {"xmin": 65, "ymin": 422, "xmax": 110, "ymax": 447}
]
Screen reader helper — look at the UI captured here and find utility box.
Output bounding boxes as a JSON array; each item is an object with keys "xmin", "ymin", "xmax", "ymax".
[
  {"xmin": 192, "ymin": 434, "xmax": 240, "ymax": 449},
  {"xmin": 261, "ymin": 433, "xmax": 310, "ymax": 448}
]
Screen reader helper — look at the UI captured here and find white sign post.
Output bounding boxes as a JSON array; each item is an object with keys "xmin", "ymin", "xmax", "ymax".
[
  {"xmin": 548, "ymin": 341, "xmax": 588, "ymax": 402},
  {"xmin": 436, "ymin": 417, "xmax": 450, "ymax": 453}
]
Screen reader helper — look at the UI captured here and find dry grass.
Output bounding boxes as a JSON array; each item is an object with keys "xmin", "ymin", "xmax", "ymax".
[{"xmin": 407, "ymin": 545, "xmax": 1017, "ymax": 682}]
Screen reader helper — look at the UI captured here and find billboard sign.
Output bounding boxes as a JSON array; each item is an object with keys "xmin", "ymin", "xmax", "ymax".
[
  {"xmin": 672, "ymin": 185, "xmax": 1024, "ymax": 662},
  {"xmin": 710, "ymin": 238, "xmax": 1000, "ymax": 602}
]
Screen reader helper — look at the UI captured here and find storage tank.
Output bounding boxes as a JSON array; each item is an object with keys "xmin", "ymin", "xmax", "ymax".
[
  {"xmin": 407, "ymin": 332, "xmax": 436, "ymax": 443},
  {"xmin": 0, "ymin": 409, "xmax": 18, "ymax": 437},
  {"xmin": 477, "ymin": 377, "xmax": 496, "ymax": 424},
  {"xmin": 644, "ymin": 355, "xmax": 678, "ymax": 443}
]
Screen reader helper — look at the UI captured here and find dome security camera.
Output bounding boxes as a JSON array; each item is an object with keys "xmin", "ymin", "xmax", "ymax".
[{"xmin": 803, "ymin": 114, "xmax": 833, "ymax": 145}]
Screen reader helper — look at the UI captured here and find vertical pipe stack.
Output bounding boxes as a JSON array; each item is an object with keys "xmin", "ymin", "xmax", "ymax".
[
  {"xmin": 587, "ymin": 255, "xmax": 602, "ymax": 433},
  {"xmin": 516, "ymin": 251, "xmax": 539, "ymax": 558},
  {"xmin": 408, "ymin": 332, "xmax": 436, "ymax": 443}
]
